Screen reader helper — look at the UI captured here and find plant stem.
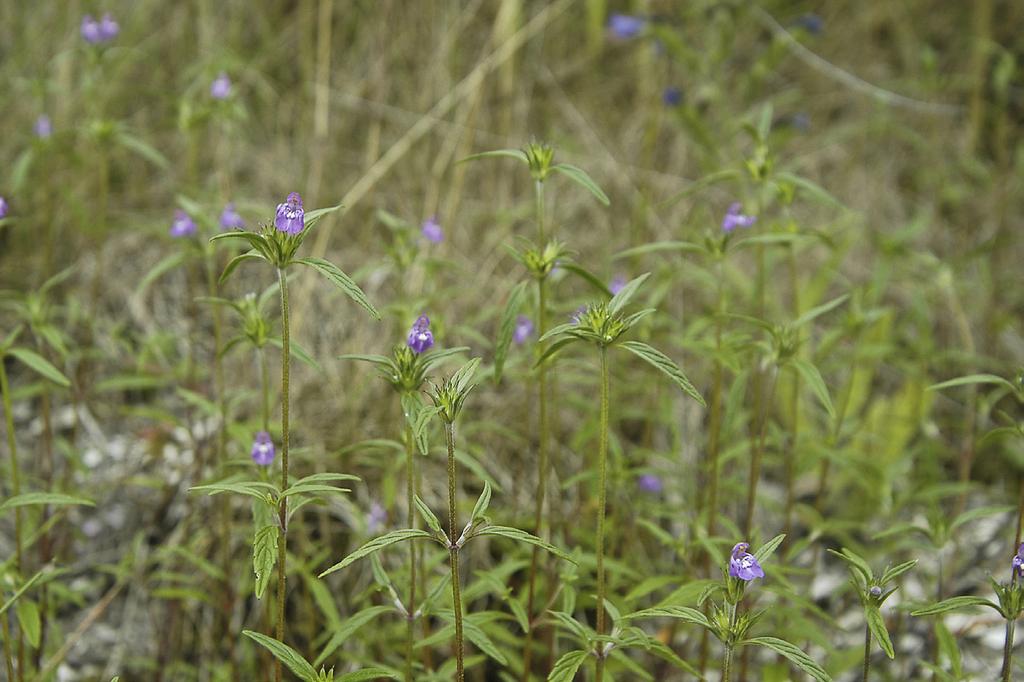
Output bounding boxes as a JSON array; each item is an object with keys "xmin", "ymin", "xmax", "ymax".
[
  {"xmin": 595, "ymin": 346, "xmax": 610, "ymax": 682},
  {"xmin": 0, "ymin": 358, "xmax": 25, "ymax": 682},
  {"xmin": 706, "ymin": 260, "xmax": 725, "ymax": 543},
  {"xmin": 862, "ymin": 620, "xmax": 871, "ymax": 682},
  {"xmin": 522, "ymin": 178, "xmax": 550, "ymax": 681},
  {"xmin": 404, "ymin": 420, "xmax": 417, "ymax": 682},
  {"xmin": 444, "ymin": 422, "xmax": 465, "ymax": 682},
  {"xmin": 275, "ymin": 267, "xmax": 292, "ymax": 682},
  {"xmin": 743, "ymin": 370, "xmax": 777, "ymax": 537},
  {"xmin": 2, "ymin": 614, "xmax": 13, "ymax": 682},
  {"xmin": 722, "ymin": 602, "xmax": 739, "ymax": 682},
  {"xmin": 1002, "ymin": 618, "xmax": 1016, "ymax": 682}
]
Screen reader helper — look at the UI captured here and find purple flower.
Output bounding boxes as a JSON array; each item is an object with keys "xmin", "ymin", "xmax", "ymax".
[
  {"xmin": 721, "ymin": 203, "xmax": 757, "ymax": 232},
  {"xmin": 210, "ymin": 72, "xmax": 232, "ymax": 100},
  {"xmin": 169, "ymin": 210, "xmax": 197, "ymax": 238},
  {"xmin": 729, "ymin": 542, "xmax": 765, "ymax": 581},
  {"xmin": 99, "ymin": 13, "xmax": 119, "ymax": 40},
  {"xmin": 34, "ymin": 115, "xmax": 52, "ymax": 139},
  {"xmin": 609, "ymin": 275, "xmax": 627, "ymax": 295},
  {"xmin": 638, "ymin": 473, "xmax": 663, "ymax": 494},
  {"xmin": 662, "ymin": 87, "xmax": 683, "ymax": 107},
  {"xmin": 275, "ymin": 192, "xmax": 304, "ymax": 234},
  {"xmin": 0, "ymin": 197, "xmax": 7, "ymax": 219},
  {"xmin": 421, "ymin": 215, "xmax": 443, "ymax": 243},
  {"xmin": 513, "ymin": 315, "xmax": 534, "ymax": 345},
  {"xmin": 81, "ymin": 15, "xmax": 103, "ymax": 43},
  {"xmin": 367, "ymin": 501, "xmax": 387, "ymax": 534},
  {"xmin": 219, "ymin": 202, "xmax": 244, "ymax": 230},
  {"xmin": 251, "ymin": 431, "xmax": 275, "ymax": 466},
  {"xmin": 608, "ymin": 14, "xmax": 645, "ymax": 40},
  {"xmin": 1013, "ymin": 543, "xmax": 1024, "ymax": 581},
  {"xmin": 407, "ymin": 315, "xmax": 434, "ymax": 354},
  {"xmin": 794, "ymin": 13, "xmax": 823, "ymax": 35}
]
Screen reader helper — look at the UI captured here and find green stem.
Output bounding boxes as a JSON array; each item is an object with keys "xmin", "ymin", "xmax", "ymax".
[
  {"xmin": 743, "ymin": 371, "xmax": 777, "ymax": 537},
  {"xmin": 522, "ymin": 178, "xmax": 549, "ymax": 682},
  {"xmin": 260, "ymin": 347, "xmax": 271, "ymax": 432},
  {"xmin": 862, "ymin": 620, "xmax": 871, "ymax": 682},
  {"xmin": 705, "ymin": 261, "xmax": 725, "ymax": 543},
  {"xmin": 444, "ymin": 422, "xmax": 465, "ymax": 682},
  {"xmin": 404, "ymin": 420, "xmax": 417, "ymax": 682},
  {"xmin": 1, "ymin": 614, "xmax": 13, "ymax": 682},
  {"xmin": 722, "ymin": 643, "xmax": 734, "ymax": 682},
  {"xmin": 722, "ymin": 600, "xmax": 740, "ymax": 682},
  {"xmin": 0, "ymin": 359, "xmax": 24, "ymax": 682},
  {"xmin": 1002, "ymin": 618, "xmax": 1016, "ymax": 682},
  {"xmin": 275, "ymin": 268, "xmax": 292, "ymax": 682},
  {"xmin": 595, "ymin": 346, "xmax": 610, "ymax": 682}
]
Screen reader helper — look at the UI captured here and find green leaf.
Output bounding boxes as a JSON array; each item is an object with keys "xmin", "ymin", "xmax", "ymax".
[
  {"xmin": 412, "ymin": 405, "xmax": 441, "ymax": 455},
  {"xmin": 623, "ymin": 605, "xmax": 712, "ymax": 630},
  {"xmin": 115, "ymin": 130, "xmax": 169, "ymax": 169},
  {"xmin": 293, "ymin": 257, "xmax": 380, "ymax": 319},
  {"xmin": 879, "ymin": 559, "xmax": 918, "ymax": 585},
  {"xmin": 415, "ymin": 496, "xmax": 448, "ymax": 542},
  {"xmin": 494, "ymin": 281, "xmax": 529, "ymax": 383},
  {"xmin": 267, "ymin": 337, "xmax": 322, "ymax": 371},
  {"xmin": 304, "ymin": 202, "xmax": 344, "ymax": 231},
  {"xmin": 469, "ymin": 481, "xmax": 492, "ymax": 525},
  {"xmin": 463, "ymin": 617, "xmax": 508, "ymax": 665},
  {"xmin": 910, "ymin": 596, "xmax": 1003, "ymax": 617},
  {"xmin": 928, "ymin": 373, "xmax": 1018, "ymax": 394},
  {"xmin": 313, "ymin": 605, "xmax": 394, "ymax": 667},
  {"xmin": 253, "ymin": 525, "xmax": 279, "ymax": 600},
  {"xmin": 934, "ymin": 621, "xmax": 962, "ymax": 677},
  {"xmin": 866, "ymin": 606, "xmax": 894, "ymax": 659},
  {"xmin": 534, "ymin": 337, "xmax": 580, "ymax": 367},
  {"xmin": 459, "ymin": 148, "xmax": 529, "ymax": 165},
  {"xmin": 619, "ymin": 341, "xmax": 705, "ymax": 406},
  {"xmin": 607, "ymin": 273, "xmax": 650, "ymax": 316},
  {"xmin": 290, "ymin": 473, "xmax": 361, "ymax": 487},
  {"xmin": 547, "ymin": 650, "xmax": 590, "ymax": 682},
  {"xmin": 0, "ymin": 492, "xmax": 94, "ymax": 513},
  {"xmin": 241, "ymin": 630, "xmax": 319, "ymax": 682},
  {"xmin": 775, "ymin": 171, "xmax": 845, "ymax": 210},
  {"xmin": 15, "ymin": 598, "xmax": 40, "ymax": 648},
  {"xmin": 470, "ymin": 526, "xmax": 576, "ymax": 564},
  {"xmin": 950, "ymin": 505, "xmax": 1014, "ymax": 533},
  {"xmin": 319, "ymin": 529, "xmax": 435, "ymax": 578},
  {"xmin": 559, "ymin": 262, "xmax": 614, "ymax": 297},
  {"xmin": 219, "ymin": 250, "xmax": 265, "ymax": 284},
  {"xmin": 336, "ymin": 670, "xmax": 400, "ymax": 682},
  {"xmin": 336, "ymin": 353, "xmax": 393, "ymax": 368},
  {"xmin": 190, "ymin": 482, "xmax": 275, "ymax": 504},
  {"xmin": 792, "ymin": 294, "xmax": 849, "ymax": 328},
  {"xmin": 137, "ymin": 252, "xmax": 186, "ymax": 296},
  {"xmin": 550, "ymin": 163, "xmax": 610, "ymax": 205},
  {"xmin": 790, "ymin": 358, "xmax": 835, "ymax": 419},
  {"xmin": 742, "ymin": 636, "xmax": 832, "ymax": 682},
  {"xmin": 614, "ymin": 240, "xmax": 704, "ymax": 260},
  {"xmin": 826, "ymin": 548, "xmax": 873, "ymax": 584},
  {"xmin": 7, "ymin": 347, "xmax": 70, "ymax": 387},
  {"xmin": 753, "ymin": 533, "xmax": 786, "ymax": 565},
  {"xmin": 661, "ymin": 169, "xmax": 741, "ymax": 207},
  {"xmin": 0, "ymin": 569, "xmax": 48, "ymax": 616}
]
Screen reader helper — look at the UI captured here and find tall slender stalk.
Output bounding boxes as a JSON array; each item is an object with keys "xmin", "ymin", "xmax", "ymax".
[
  {"xmin": 743, "ymin": 371, "xmax": 777, "ymax": 537},
  {"xmin": 784, "ymin": 245, "xmax": 801, "ymax": 537},
  {"xmin": 2, "ymin": 615, "xmax": 13, "ymax": 682},
  {"xmin": 274, "ymin": 268, "xmax": 292, "ymax": 682},
  {"xmin": 404, "ymin": 420, "xmax": 417, "ymax": 682},
  {"xmin": 522, "ymin": 178, "xmax": 549, "ymax": 680},
  {"xmin": 444, "ymin": 422, "xmax": 465, "ymax": 681},
  {"xmin": 862, "ymin": 620, "xmax": 871, "ymax": 682},
  {"xmin": 721, "ymin": 602, "xmax": 738, "ymax": 682},
  {"xmin": 1, "ymin": 359, "xmax": 25, "ymax": 681},
  {"xmin": 1001, "ymin": 618, "xmax": 1015, "ymax": 682},
  {"xmin": 594, "ymin": 346, "xmax": 610, "ymax": 682}
]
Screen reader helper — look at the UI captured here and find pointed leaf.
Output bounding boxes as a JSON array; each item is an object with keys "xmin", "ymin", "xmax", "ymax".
[
  {"xmin": 741, "ymin": 636, "xmax": 832, "ymax": 682},
  {"xmin": 551, "ymin": 163, "xmax": 610, "ymax": 205},
  {"xmin": 219, "ymin": 250, "xmax": 265, "ymax": 284},
  {"xmin": 623, "ymin": 605, "xmax": 712, "ymax": 630},
  {"xmin": 753, "ymin": 533, "xmax": 786, "ymax": 565},
  {"xmin": 459, "ymin": 149, "xmax": 529, "ymax": 165},
  {"xmin": 313, "ymin": 605, "xmax": 394, "ymax": 667},
  {"xmin": 619, "ymin": 341, "xmax": 705, "ymax": 406},
  {"xmin": 470, "ymin": 481, "xmax": 492, "ymax": 525},
  {"xmin": 928, "ymin": 373, "xmax": 1018, "ymax": 394},
  {"xmin": 0, "ymin": 492, "xmax": 93, "ymax": 513},
  {"xmin": 470, "ymin": 525, "xmax": 576, "ymax": 564},
  {"xmin": 414, "ymin": 496, "xmax": 447, "ymax": 543},
  {"xmin": 336, "ymin": 670, "xmax": 400, "ymax": 682},
  {"xmin": 494, "ymin": 281, "xmax": 529, "ymax": 383},
  {"xmin": 294, "ymin": 257, "xmax": 380, "ymax": 319},
  {"xmin": 547, "ymin": 650, "xmax": 590, "ymax": 682},
  {"xmin": 253, "ymin": 525, "xmax": 279, "ymax": 600},
  {"xmin": 866, "ymin": 606, "xmax": 894, "ymax": 659},
  {"xmin": 267, "ymin": 336, "xmax": 322, "ymax": 371},
  {"xmin": 319, "ymin": 529, "xmax": 435, "ymax": 578},
  {"xmin": 790, "ymin": 358, "xmax": 835, "ymax": 419},
  {"xmin": 16, "ymin": 598, "xmax": 41, "ymax": 648},
  {"xmin": 7, "ymin": 348, "xmax": 70, "ymax": 387},
  {"xmin": 607, "ymin": 273, "xmax": 650, "ymax": 316},
  {"xmin": 910, "ymin": 596, "xmax": 1003, "ymax": 617},
  {"xmin": 241, "ymin": 630, "xmax": 319, "ymax": 682},
  {"xmin": 558, "ymin": 262, "xmax": 613, "ymax": 297}
]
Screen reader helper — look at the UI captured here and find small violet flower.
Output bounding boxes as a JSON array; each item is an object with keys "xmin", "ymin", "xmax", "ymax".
[
  {"xmin": 1012, "ymin": 543, "xmax": 1024, "ymax": 581},
  {"xmin": 638, "ymin": 473, "xmax": 663, "ymax": 494},
  {"xmin": 169, "ymin": 210, "xmax": 197, "ymax": 238},
  {"xmin": 609, "ymin": 275, "xmax": 627, "ymax": 295},
  {"xmin": 99, "ymin": 13, "xmax": 119, "ymax": 40},
  {"xmin": 794, "ymin": 13, "xmax": 824, "ymax": 35},
  {"xmin": 728, "ymin": 542, "xmax": 765, "ymax": 581},
  {"xmin": 608, "ymin": 14, "xmax": 645, "ymax": 40},
  {"xmin": 662, "ymin": 87, "xmax": 683, "ymax": 107},
  {"xmin": 407, "ymin": 315, "xmax": 434, "ymax": 354},
  {"xmin": 367, "ymin": 502, "xmax": 387, "ymax": 534},
  {"xmin": 721, "ymin": 202, "xmax": 757, "ymax": 232},
  {"xmin": 421, "ymin": 215, "xmax": 443, "ymax": 243},
  {"xmin": 210, "ymin": 72, "xmax": 232, "ymax": 100},
  {"xmin": 219, "ymin": 202, "xmax": 244, "ymax": 230},
  {"xmin": 34, "ymin": 115, "xmax": 52, "ymax": 139},
  {"xmin": 513, "ymin": 315, "xmax": 534, "ymax": 345},
  {"xmin": 251, "ymin": 431, "xmax": 275, "ymax": 466},
  {"xmin": 274, "ymin": 192, "xmax": 304, "ymax": 235},
  {"xmin": 0, "ymin": 197, "xmax": 8, "ymax": 219},
  {"xmin": 81, "ymin": 15, "xmax": 103, "ymax": 43}
]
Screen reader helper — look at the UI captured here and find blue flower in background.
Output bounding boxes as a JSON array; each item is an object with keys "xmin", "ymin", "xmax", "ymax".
[
  {"xmin": 608, "ymin": 14, "xmax": 645, "ymax": 40},
  {"xmin": 34, "ymin": 115, "xmax": 52, "ymax": 139},
  {"xmin": 793, "ymin": 13, "xmax": 823, "ymax": 35},
  {"xmin": 721, "ymin": 203, "xmax": 756, "ymax": 232},
  {"xmin": 662, "ymin": 87, "xmax": 683, "ymax": 107},
  {"xmin": 210, "ymin": 72, "xmax": 232, "ymax": 100},
  {"xmin": 421, "ymin": 215, "xmax": 443, "ymax": 243},
  {"xmin": 638, "ymin": 473, "xmax": 663, "ymax": 494},
  {"xmin": 513, "ymin": 315, "xmax": 534, "ymax": 345},
  {"xmin": 219, "ymin": 202, "xmax": 244, "ymax": 230},
  {"xmin": 169, "ymin": 210, "xmax": 197, "ymax": 238}
]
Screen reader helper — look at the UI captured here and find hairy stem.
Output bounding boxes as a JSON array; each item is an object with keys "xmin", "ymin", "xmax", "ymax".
[
  {"xmin": 595, "ymin": 346, "xmax": 610, "ymax": 682},
  {"xmin": 1002, "ymin": 618, "xmax": 1016, "ymax": 682},
  {"xmin": 404, "ymin": 420, "xmax": 417, "ymax": 682},
  {"xmin": 275, "ymin": 268, "xmax": 292, "ymax": 682},
  {"xmin": 444, "ymin": 422, "xmax": 465, "ymax": 681},
  {"xmin": 862, "ymin": 620, "xmax": 871, "ymax": 682}
]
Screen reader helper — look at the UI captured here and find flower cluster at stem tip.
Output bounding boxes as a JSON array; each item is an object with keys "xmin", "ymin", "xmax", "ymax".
[
  {"xmin": 729, "ymin": 542, "xmax": 765, "ymax": 581},
  {"xmin": 407, "ymin": 315, "xmax": 434, "ymax": 354},
  {"xmin": 275, "ymin": 192, "xmax": 305, "ymax": 235}
]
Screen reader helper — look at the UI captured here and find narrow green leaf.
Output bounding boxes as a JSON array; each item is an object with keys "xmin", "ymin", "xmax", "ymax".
[
  {"xmin": 623, "ymin": 605, "xmax": 712, "ymax": 630},
  {"xmin": 336, "ymin": 670, "xmax": 401, "ymax": 682},
  {"xmin": 463, "ymin": 617, "xmax": 508, "ymax": 665},
  {"xmin": 0, "ymin": 492, "xmax": 94, "ymax": 513},
  {"xmin": 7, "ymin": 347, "xmax": 70, "ymax": 387},
  {"xmin": 790, "ymin": 358, "xmax": 835, "ymax": 419},
  {"xmin": 15, "ymin": 598, "xmax": 40, "ymax": 648},
  {"xmin": 219, "ymin": 250, "xmax": 265, "ymax": 284},
  {"xmin": 753, "ymin": 533, "xmax": 786, "ymax": 565},
  {"xmin": 792, "ymin": 294, "xmax": 849, "ymax": 328},
  {"xmin": 661, "ymin": 169, "xmax": 740, "ymax": 207},
  {"xmin": 267, "ymin": 336, "xmax": 322, "ymax": 371},
  {"xmin": 137, "ymin": 252, "xmax": 186, "ymax": 295},
  {"xmin": 494, "ymin": 281, "xmax": 529, "ymax": 383},
  {"xmin": 866, "ymin": 606, "xmax": 895, "ymax": 659},
  {"xmin": 742, "ymin": 636, "xmax": 832, "ymax": 682},
  {"xmin": 313, "ymin": 605, "xmax": 394, "ymax": 667},
  {"xmin": 459, "ymin": 149, "xmax": 529, "ymax": 165},
  {"xmin": 291, "ymin": 473, "xmax": 361, "ymax": 488},
  {"xmin": 294, "ymin": 257, "xmax": 380, "ymax": 319},
  {"xmin": 190, "ymin": 482, "xmax": 275, "ymax": 504},
  {"xmin": 551, "ymin": 163, "xmax": 610, "ymax": 205},
  {"xmin": 619, "ymin": 341, "xmax": 705, "ymax": 406},
  {"xmin": 253, "ymin": 525, "xmax": 279, "ymax": 600},
  {"xmin": 827, "ymin": 548, "xmax": 873, "ymax": 584},
  {"xmin": 928, "ymin": 373, "xmax": 1018, "ymax": 394},
  {"xmin": 0, "ymin": 570, "xmax": 48, "ymax": 617},
  {"xmin": 412, "ymin": 405, "xmax": 441, "ymax": 456},
  {"xmin": 614, "ymin": 240, "xmax": 704, "ymax": 260},
  {"xmin": 470, "ymin": 481, "xmax": 492, "ymax": 524},
  {"xmin": 547, "ymin": 650, "xmax": 590, "ymax": 682},
  {"xmin": 910, "ymin": 596, "xmax": 1003, "ymax": 617},
  {"xmin": 336, "ymin": 353, "xmax": 393, "ymax": 367},
  {"xmin": 534, "ymin": 337, "xmax": 580, "ymax": 367},
  {"xmin": 415, "ymin": 496, "xmax": 447, "ymax": 542},
  {"xmin": 470, "ymin": 526, "xmax": 576, "ymax": 564},
  {"xmin": 607, "ymin": 273, "xmax": 650, "ymax": 316},
  {"xmin": 558, "ymin": 262, "xmax": 613, "ymax": 297},
  {"xmin": 776, "ymin": 171, "xmax": 846, "ymax": 210},
  {"xmin": 116, "ymin": 130, "xmax": 169, "ymax": 169},
  {"xmin": 304, "ymin": 202, "xmax": 344, "ymax": 231},
  {"xmin": 879, "ymin": 559, "xmax": 918, "ymax": 585},
  {"xmin": 319, "ymin": 529, "xmax": 435, "ymax": 578},
  {"xmin": 241, "ymin": 630, "xmax": 319, "ymax": 682}
]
